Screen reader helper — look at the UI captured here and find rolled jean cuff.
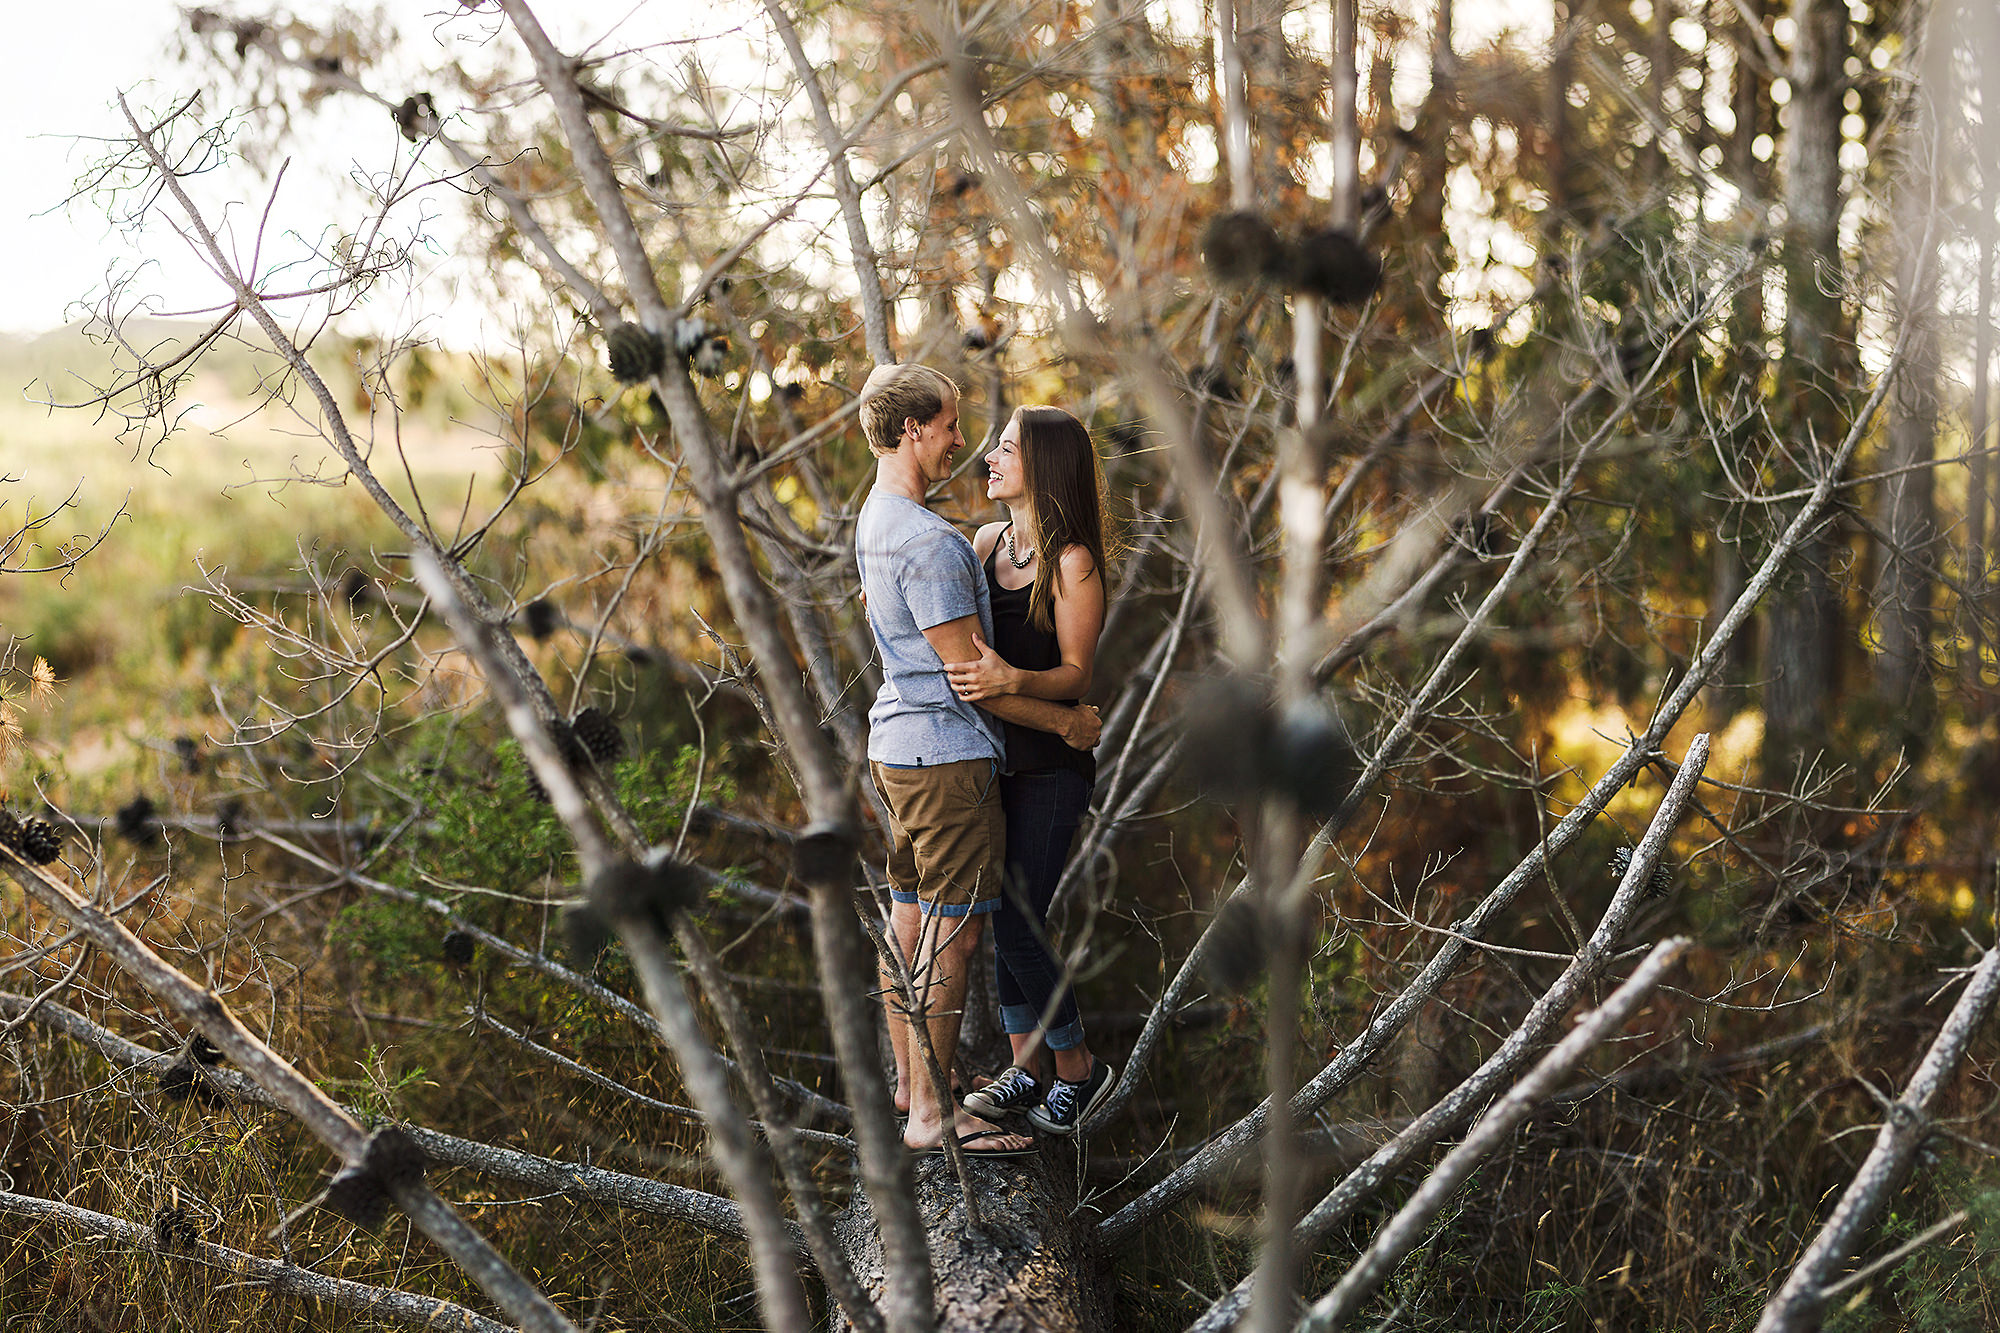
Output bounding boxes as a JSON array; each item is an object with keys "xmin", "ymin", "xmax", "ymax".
[{"xmin": 1000, "ymin": 1002, "xmax": 1085, "ymax": 1051}]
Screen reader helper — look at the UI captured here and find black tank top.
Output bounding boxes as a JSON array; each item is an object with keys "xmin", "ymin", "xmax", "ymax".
[{"xmin": 985, "ymin": 541, "xmax": 1097, "ymax": 781}]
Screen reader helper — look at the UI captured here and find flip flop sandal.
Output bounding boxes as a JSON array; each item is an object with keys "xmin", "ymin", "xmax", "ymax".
[{"xmin": 912, "ymin": 1127, "xmax": 1038, "ymax": 1158}]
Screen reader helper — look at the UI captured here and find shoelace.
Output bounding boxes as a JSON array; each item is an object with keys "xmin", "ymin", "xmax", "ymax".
[
  {"xmin": 1043, "ymin": 1079, "xmax": 1079, "ymax": 1119},
  {"xmin": 985, "ymin": 1067, "xmax": 1036, "ymax": 1105}
]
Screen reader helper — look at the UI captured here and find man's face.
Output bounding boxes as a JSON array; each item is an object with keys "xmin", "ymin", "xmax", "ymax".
[{"xmin": 904, "ymin": 393, "xmax": 966, "ymax": 486}]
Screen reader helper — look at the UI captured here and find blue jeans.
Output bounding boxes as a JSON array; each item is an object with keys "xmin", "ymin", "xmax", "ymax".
[{"xmin": 994, "ymin": 768, "xmax": 1093, "ymax": 1051}]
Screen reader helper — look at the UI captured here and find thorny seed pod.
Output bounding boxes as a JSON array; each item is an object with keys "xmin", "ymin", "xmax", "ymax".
[
  {"xmin": 1204, "ymin": 895, "xmax": 1271, "ymax": 995},
  {"xmin": 391, "ymin": 92, "xmax": 435, "ymax": 143},
  {"xmin": 1201, "ymin": 211, "xmax": 1286, "ymax": 288},
  {"xmin": 1609, "ymin": 846, "xmax": 1677, "ymax": 899},
  {"xmin": 564, "ymin": 901, "xmax": 616, "ymax": 966},
  {"xmin": 1267, "ymin": 698, "xmax": 1357, "ymax": 820},
  {"xmin": 793, "ymin": 820, "xmax": 860, "ymax": 888},
  {"xmin": 157, "ymin": 1058, "xmax": 225, "ymax": 1107},
  {"xmin": 1282, "ymin": 227, "xmax": 1383, "ymax": 306},
  {"xmin": 320, "ymin": 1127, "xmax": 428, "ymax": 1230},
  {"xmin": 587, "ymin": 846, "xmax": 704, "ymax": 933},
  {"xmin": 520, "ymin": 598, "xmax": 561, "ymax": 641},
  {"xmin": 214, "ymin": 798, "xmax": 245, "ymax": 839},
  {"xmin": 606, "ymin": 322, "xmax": 665, "ymax": 384},
  {"xmin": 1178, "ymin": 676, "xmax": 1275, "ymax": 803}
]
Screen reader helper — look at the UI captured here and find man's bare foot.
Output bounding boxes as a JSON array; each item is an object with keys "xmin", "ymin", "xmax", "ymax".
[{"xmin": 903, "ymin": 1108, "xmax": 1032, "ymax": 1154}]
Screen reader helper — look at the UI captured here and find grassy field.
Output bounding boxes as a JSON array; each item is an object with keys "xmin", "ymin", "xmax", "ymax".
[{"xmin": 2, "ymin": 320, "xmax": 510, "ymax": 802}]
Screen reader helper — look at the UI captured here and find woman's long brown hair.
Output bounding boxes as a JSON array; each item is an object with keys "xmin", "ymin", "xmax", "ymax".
[{"xmin": 1014, "ymin": 405, "xmax": 1109, "ymax": 632}]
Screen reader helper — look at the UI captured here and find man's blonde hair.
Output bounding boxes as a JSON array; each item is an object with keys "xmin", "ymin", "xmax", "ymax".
[{"xmin": 857, "ymin": 364, "xmax": 958, "ymax": 454}]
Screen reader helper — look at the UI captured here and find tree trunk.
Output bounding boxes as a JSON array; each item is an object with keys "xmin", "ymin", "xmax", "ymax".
[
  {"xmin": 1967, "ymin": 0, "xmax": 2000, "ymax": 704},
  {"xmin": 1705, "ymin": 0, "xmax": 1771, "ymax": 723},
  {"xmin": 1761, "ymin": 0, "xmax": 1850, "ymax": 780},
  {"xmin": 833, "ymin": 1153, "xmax": 1111, "ymax": 1333},
  {"xmin": 1870, "ymin": 12, "xmax": 1942, "ymax": 738}
]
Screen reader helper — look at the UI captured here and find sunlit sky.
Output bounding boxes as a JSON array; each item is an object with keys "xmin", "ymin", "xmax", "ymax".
[{"xmin": 0, "ymin": 1, "xmax": 1553, "ymax": 341}]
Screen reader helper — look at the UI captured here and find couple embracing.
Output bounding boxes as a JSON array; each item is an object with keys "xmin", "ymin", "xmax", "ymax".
[{"xmin": 854, "ymin": 363, "xmax": 1115, "ymax": 1158}]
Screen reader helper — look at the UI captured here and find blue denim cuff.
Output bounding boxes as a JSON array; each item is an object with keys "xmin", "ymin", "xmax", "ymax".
[{"xmin": 1000, "ymin": 1002, "xmax": 1085, "ymax": 1050}]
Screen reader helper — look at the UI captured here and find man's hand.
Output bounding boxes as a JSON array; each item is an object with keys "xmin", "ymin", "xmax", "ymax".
[
  {"xmin": 1059, "ymin": 703, "xmax": 1102, "ymax": 751},
  {"xmin": 944, "ymin": 634, "xmax": 1019, "ymax": 701}
]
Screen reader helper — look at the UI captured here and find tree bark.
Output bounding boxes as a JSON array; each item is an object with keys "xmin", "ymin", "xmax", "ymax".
[
  {"xmin": 1761, "ymin": 0, "xmax": 1850, "ymax": 780},
  {"xmin": 832, "ymin": 1153, "xmax": 1110, "ymax": 1333},
  {"xmin": 1870, "ymin": 12, "xmax": 1942, "ymax": 734}
]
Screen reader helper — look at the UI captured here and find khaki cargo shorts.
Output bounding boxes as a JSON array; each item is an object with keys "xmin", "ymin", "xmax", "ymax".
[{"xmin": 868, "ymin": 758, "xmax": 1005, "ymax": 917}]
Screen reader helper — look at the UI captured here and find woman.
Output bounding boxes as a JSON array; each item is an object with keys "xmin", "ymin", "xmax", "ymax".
[{"xmin": 944, "ymin": 405, "xmax": 1115, "ymax": 1136}]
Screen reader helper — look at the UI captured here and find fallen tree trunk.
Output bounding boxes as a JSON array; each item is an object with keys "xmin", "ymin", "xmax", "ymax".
[{"xmin": 833, "ymin": 1150, "xmax": 1111, "ymax": 1333}]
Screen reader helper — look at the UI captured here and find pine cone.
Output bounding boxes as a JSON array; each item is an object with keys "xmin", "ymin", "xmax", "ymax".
[
  {"xmin": 524, "ymin": 720, "xmax": 588, "ymax": 803},
  {"xmin": 153, "ymin": 1204, "xmax": 199, "ymax": 1251},
  {"xmin": 17, "ymin": 817, "xmax": 61, "ymax": 865},
  {"xmin": 606, "ymin": 322, "xmax": 665, "ymax": 384},
  {"xmin": 1201, "ymin": 210, "xmax": 1286, "ymax": 287},
  {"xmin": 1282, "ymin": 227, "xmax": 1383, "ymax": 306},
  {"xmin": 117, "ymin": 794, "xmax": 161, "ymax": 846},
  {"xmin": 520, "ymin": 598, "xmax": 561, "ymax": 641},
  {"xmin": 1609, "ymin": 846, "xmax": 1676, "ymax": 899},
  {"xmin": 571, "ymin": 708, "xmax": 626, "ymax": 766}
]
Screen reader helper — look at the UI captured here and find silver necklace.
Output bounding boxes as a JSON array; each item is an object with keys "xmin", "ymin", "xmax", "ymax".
[{"xmin": 1003, "ymin": 523, "xmax": 1033, "ymax": 569}]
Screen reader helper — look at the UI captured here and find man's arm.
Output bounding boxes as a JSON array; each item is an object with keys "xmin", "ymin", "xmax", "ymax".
[{"xmin": 921, "ymin": 615, "xmax": 1101, "ymax": 749}]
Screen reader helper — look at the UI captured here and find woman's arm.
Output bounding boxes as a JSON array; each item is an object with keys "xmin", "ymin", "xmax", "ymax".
[{"xmin": 945, "ymin": 546, "xmax": 1103, "ymax": 702}]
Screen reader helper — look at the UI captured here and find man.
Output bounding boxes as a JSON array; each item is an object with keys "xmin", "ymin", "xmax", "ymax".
[{"xmin": 854, "ymin": 363, "xmax": 1101, "ymax": 1156}]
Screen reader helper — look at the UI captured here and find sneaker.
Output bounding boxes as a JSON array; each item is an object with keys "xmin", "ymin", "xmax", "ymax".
[
  {"xmin": 1027, "ymin": 1060, "xmax": 1115, "ymax": 1136},
  {"xmin": 961, "ymin": 1066, "xmax": 1041, "ymax": 1118}
]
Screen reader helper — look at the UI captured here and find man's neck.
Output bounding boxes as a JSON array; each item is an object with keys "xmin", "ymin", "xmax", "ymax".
[{"xmin": 874, "ymin": 453, "xmax": 928, "ymax": 504}]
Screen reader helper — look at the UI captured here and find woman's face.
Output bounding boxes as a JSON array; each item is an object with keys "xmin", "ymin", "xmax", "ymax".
[{"xmin": 984, "ymin": 415, "xmax": 1027, "ymax": 504}]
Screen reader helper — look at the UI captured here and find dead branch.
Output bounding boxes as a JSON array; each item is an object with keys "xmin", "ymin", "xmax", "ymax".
[
  {"xmin": 0, "ymin": 846, "xmax": 580, "ymax": 1333},
  {"xmin": 1754, "ymin": 943, "xmax": 2000, "ymax": 1333},
  {"xmin": 0, "ymin": 1189, "xmax": 515, "ymax": 1333},
  {"xmin": 1297, "ymin": 937, "xmax": 1692, "ymax": 1331}
]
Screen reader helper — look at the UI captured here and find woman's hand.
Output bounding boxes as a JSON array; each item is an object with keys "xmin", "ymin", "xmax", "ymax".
[{"xmin": 944, "ymin": 634, "xmax": 1020, "ymax": 701}]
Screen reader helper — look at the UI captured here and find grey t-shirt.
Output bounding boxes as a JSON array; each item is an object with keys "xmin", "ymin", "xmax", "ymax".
[{"xmin": 856, "ymin": 490, "xmax": 1003, "ymax": 767}]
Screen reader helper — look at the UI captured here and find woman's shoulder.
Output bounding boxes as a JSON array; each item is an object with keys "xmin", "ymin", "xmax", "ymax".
[
  {"xmin": 971, "ymin": 520, "xmax": 1008, "ymax": 560},
  {"xmin": 1055, "ymin": 543, "xmax": 1100, "ymax": 584}
]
